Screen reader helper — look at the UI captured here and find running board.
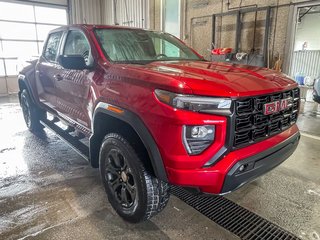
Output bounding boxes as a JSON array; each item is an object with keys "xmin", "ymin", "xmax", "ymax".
[{"xmin": 40, "ymin": 119, "xmax": 90, "ymax": 161}]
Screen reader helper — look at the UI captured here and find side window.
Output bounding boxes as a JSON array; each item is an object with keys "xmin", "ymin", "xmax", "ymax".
[
  {"xmin": 63, "ymin": 30, "xmax": 91, "ymax": 64},
  {"xmin": 43, "ymin": 31, "xmax": 62, "ymax": 62}
]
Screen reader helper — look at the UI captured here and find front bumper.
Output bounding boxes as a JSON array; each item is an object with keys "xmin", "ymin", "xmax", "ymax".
[
  {"xmin": 221, "ymin": 130, "xmax": 300, "ymax": 193},
  {"xmin": 166, "ymin": 125, "xmax": 300, "ymax": 194}
]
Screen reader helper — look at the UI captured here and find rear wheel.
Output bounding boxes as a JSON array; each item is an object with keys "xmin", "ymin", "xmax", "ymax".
[
  {"xmin": 99, "ymin": 133, "xmax": 170, "ymax": 223},
  {"xmin": 20, "ymin": 89, "xmax": 44, "ymax": 132}
]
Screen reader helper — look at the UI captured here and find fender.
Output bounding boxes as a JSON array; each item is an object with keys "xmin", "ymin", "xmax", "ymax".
[
  {"xmin": 17, "ymin": 59, "xmax": 41, "ymax": 107},
  {"xmin": 18, "ymin": 74, "xmax": 37, "ymax": 105},
  {"xmin": 90, "ymin": 102, "xmax": 168, "ymax": 182}
]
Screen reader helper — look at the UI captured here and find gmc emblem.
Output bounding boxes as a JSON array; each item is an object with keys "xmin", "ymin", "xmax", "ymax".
[{"xmin": 263, "ymin": 98, "xmax": 292, "ymax": 115}]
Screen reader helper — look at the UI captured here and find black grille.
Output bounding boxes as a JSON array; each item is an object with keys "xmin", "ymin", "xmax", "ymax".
[{"xmin": 234, "ymin": 88, "xmax": 300, "ymax": 148}]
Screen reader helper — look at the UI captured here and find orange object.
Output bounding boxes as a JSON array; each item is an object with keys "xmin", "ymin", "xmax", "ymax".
[
  {"xmin": 211, "ymin": 48, "xmax": 233, "ymax": 55},
  {"xmin": 106, "ymin": 105, "xmax": 124, "ymax": 114}
]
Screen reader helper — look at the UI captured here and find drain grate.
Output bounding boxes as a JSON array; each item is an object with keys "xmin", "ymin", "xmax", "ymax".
[{"xmin": 171, "ymin": 186, "xmax": 301, "ymax": 240}]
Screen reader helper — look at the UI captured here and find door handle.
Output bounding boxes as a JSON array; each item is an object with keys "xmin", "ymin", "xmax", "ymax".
[{"xmin": 54, "ymin": 74, "xmax": 63, "ymax": 81}]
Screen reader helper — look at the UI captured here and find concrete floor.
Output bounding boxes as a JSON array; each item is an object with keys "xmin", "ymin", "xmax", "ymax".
[{"xmin": 0, "ymin": 95, "xmax": 319, "ymax": 240}]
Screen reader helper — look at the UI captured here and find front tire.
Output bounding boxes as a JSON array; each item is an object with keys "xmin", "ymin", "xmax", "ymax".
[
  {"xmin": 20, "ymin": 89, "xmax": 44, "ymax": 132},
  {"xmin": 99, "ymin": 133, "xmax": 170, "ymax": 223}
]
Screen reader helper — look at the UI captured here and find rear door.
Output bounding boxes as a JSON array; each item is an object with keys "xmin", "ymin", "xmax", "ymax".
[
  {"xmin": 36, "ymin": 31, "xmax": 64, "ymax": 109},
  {"xmin": 54, "ymin": 29, "xmax": 93, "ymax": 131}
]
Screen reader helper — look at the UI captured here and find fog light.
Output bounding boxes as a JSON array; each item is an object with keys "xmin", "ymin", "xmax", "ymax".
[
  {"xmin": 183, "ymin": 125, "xmax": 215, "ymax": 155},
  {"xmin": 191, "ymin": 126, "xmax": 213, "ymax": 138},
  {"xmin": 239, "ymin": 165, "xmax": 245, "ymax": 172},
  {"xmin": 238, "ymin": 163, "xmax": 250, "ymax": 173}
]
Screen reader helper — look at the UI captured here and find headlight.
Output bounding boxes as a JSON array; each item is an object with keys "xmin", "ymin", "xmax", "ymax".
[{"xmin": 154, "ymin": 89, "xmax": 232, "ymax": 115}]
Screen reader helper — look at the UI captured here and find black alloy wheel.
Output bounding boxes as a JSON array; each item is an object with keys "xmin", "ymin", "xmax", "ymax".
[
  {"xmin": 21, "ymin": 91, "xmax": 31, "ymax": 128},
  {"xmin": 20, "ymin": 89, "xmax": 44, "ymax": 132},
  {"xmin": 105, "ymin": 148, "xmax": 138, "ymax": 212},
  {"xmin": 99, "ymin": 133, "xmax": 170, "ymax": 223}
]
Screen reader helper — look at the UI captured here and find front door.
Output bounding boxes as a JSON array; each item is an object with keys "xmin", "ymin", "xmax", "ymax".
[
  {"xmin": 36, "ymin": 31, "xmax": 63, "ymax": 109},
  {"xmin": 54, "ymin": 30, "xmax": 92, "ymax": 130}
]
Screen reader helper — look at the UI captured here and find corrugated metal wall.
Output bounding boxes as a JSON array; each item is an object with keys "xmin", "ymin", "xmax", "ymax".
[
  {"xmin": 290, "ymin": 50, "xmax": 320, "ymax": 78},
  {"xmin": 70, "ymin": 0, "xmax": 149, "ymax": 28},
  {"xmin": 70, "ymin": 0, "xmax": 104, "ymax": 24},
  {"xmin": 113, "ymin": 0, "xmax": 149, "ymax": 28},
  {"xmin": 102, "ymin": 0, "xmax": 114, "ymax": 25}
]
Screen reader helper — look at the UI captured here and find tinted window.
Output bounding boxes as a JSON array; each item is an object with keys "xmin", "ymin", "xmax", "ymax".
[
  {"xmin": 63, "ymin": 30, "xmax": 91, "ymax": 64},
  {"xmin": 94, "ymin": 29, "xmax": 201, "ymax": 64},
  {"xmin": 43, "ymin": 31, "xmax": 62, "ymax": 62}
]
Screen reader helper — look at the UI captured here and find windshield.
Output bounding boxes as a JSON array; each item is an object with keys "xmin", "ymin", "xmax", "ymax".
[{"xmin": 94, "ymin": 28, "xmax": 201, "ymax": 64}]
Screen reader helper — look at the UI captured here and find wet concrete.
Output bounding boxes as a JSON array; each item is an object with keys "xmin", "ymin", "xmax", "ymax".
[
  {"xmin": 0, "ymin": 95, "xmax": 319, "ymax": 240},
  {"xmin": 297, "ymin": 101, "xmax": 320, "ymax": 137}
]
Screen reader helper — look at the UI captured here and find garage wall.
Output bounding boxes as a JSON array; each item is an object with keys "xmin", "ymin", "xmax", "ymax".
[
  {"xmin": 0, "ymin": 78, "xmax": 7, "ymax": 96},
  {"xmin": 179, "ymin": 0, "xmax": 316, "ymax": 72},
  {"xmin": 149, "ymin": 0, "xmax": 162, "ymax": 31},
  {"xmin": 69, "ymin": 0, "xmax": 103, "ymax": 24},
  {"xmin": 0, "ymin": 76, "xmax": 23, "ymax": 96},
  {"xmin": 102, "ymin": 0, "xmax": 114, "ymax": 25},
  {"xmin": 184, "ymin": 0, "xmax": 283, "ymax": 61},
  {"xmin": 113, "ymin": 0, "xmax": 149, "ymax": 28},
  {"xmin": 70, "ymin": 0, "xmax": 149, "ymax": 28}
]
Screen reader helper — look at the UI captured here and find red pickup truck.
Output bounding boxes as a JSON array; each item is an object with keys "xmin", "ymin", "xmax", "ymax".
[{"xmin": 18, "ymin": 25, "xmax": 300, "ymax": 223}]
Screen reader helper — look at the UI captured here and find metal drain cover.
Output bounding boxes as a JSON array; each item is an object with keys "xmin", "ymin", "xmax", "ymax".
[{"xmin": 171, "ymin": 186, "xmax": 301, "ymax": 240}]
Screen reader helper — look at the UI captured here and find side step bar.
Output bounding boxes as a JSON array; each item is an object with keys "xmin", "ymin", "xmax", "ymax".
[{"xmin": 40, "ymin": 118, "xmax": 90, "ymax": 161}]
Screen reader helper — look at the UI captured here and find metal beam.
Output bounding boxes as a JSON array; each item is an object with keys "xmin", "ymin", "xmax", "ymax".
[
  {"xmin": 235, "ymin": 11, "xmax": 241, "ymax": 53},
  {"xmin": 264, "ymin": 6, "xmax": 271, "ymax": 67},
  {"xmin": 0, "ymin": 39, "xmax": 44, "ymax": 42},
  {"xmin": 299, "ymin": 6, "xmax": 313, "ymax": 21},
  {"xmin": 211, "ymin": 14, "xmax": 215, "ymax": 49},
  {"xmin": 0, "ymin": 19, "xmax": 65, "ymax": 26}
]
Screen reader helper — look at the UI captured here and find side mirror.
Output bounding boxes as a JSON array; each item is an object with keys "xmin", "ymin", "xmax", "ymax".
[{"xmin": 58, "ymin": 55, "xmax": 87, "ymax": 70}]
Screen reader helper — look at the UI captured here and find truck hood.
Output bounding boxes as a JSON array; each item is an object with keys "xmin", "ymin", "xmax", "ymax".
[{"xmin": 136, "ymin": 61, "xmax": 298, "ymax": 97}]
